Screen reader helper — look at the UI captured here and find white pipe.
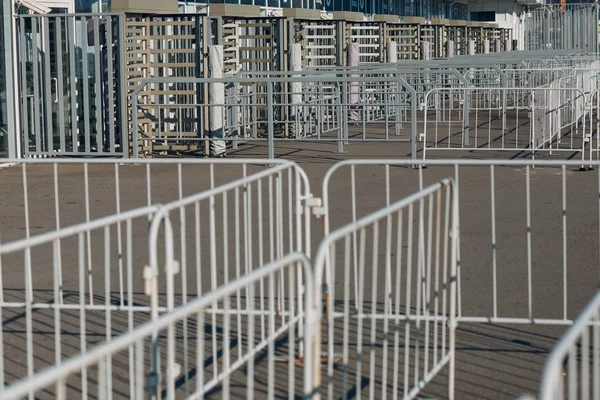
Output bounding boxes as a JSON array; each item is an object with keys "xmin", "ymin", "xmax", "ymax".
[
  {"xmin": 387, "ymin": 40, "xmax": 398, "ymax": 63},
  {"xmin": 468, "ymin": 39, "xmax": 476, "ymax": 55},
  {"xmin": 347, "ymin": 42, "xmax": 359, "ymax": 122},
  {"xmin": 289, "ymin": 43, "xmax": 302, "ymax": 138},
  {"xmin": 446, "ymin": 39, "xmax": 455, "ymax": 58},
  {"xmin": 420, "ymin": 41, "xmax": 430, "ymax": 60},
  {"xmin": 208, "ymin": 45, "xmax": 225, "ymax": 157}
]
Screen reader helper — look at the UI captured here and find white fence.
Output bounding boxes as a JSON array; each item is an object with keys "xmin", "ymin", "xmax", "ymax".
[
  {"xmin": 320, "ymin": 159, "xmax": 600, "ymax": 325},
  {"xmin": 0, "ymin": 159, "xmax": 313, "ymax": 394},
  {"xmin": 4, "ymin": 158, "xmax": 600, "ymax": 399},
  {"xmin": 312, "ymin": 179, "xmax": 458, "ymax": 399},
  {"xmin": 539, "ymin": 289, "xmax": 600, "ymax": 400},
  {"xmin": 0, "ymin": 253, "xmax": 314, "ymax": 400},
  {"xmin": 422, "ymin": 87, "xmax": 597, "ymax": 161}
]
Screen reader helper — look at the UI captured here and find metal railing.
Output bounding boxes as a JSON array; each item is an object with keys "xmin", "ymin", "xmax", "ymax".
[
  {"xmin": 131, "ymin": 75, "xmax": 419, "ymax": 160},
  {"xmin": 0, "ymin": 158, "xmax": 312, "ymax": 392},
  {"xmin": 5, "ymin": 158, "xmax": 600, "ymax": 398},
  {"xmin": 539, "ymin": 290, "xmax": 600, "ymax": 400},
  {"xmin": 421, "ymin": 86, "xmax": 597, "ymax": 161},
  {"xmin": 320, "ymin": 159, "xmax": 600, "ymax": 326},
  {"xmin": 311, "ymin": 178, "xmax": 458, "ymax": 399},
  {"xmin": 0, "ymin": 253, "xmax": 314, "ymax": 400}
]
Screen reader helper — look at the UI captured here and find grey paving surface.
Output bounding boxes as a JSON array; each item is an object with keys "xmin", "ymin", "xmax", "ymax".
[{"xmin": 0, "ymin": 137, "xmax": 598, "ymax": 399}]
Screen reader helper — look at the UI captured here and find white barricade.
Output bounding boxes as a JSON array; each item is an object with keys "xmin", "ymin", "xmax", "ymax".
[
  {"xmin": 422, "ymin": 87, "xmax": 596, "ymax": 162},
  {"xmin": 0, "ymin": 253, "xmax": 314, "ymax": 400},
  {"xmin": 0, "ymin": 158, "xmax": 313, "ymax": 394},
  {"xmin": 311, "ymin": 179, "xmax": 458, "ymax": 399},
  {"xmin": 539, "ymin": 290, "xmax": 600, "ymax": 400},
  {"xmin": 320, "ymin": 159, "xmax": 600, "ymax": 326}
]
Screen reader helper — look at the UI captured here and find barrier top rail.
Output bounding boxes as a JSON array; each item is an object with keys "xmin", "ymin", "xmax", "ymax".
[
  {"xmin": 0, "ymin": 158, "xmax": 291, "ymax": 166},
  {"xmin": 0, "ymin": 252, "xmax": 313, "ymax": 400},
  {"xmin": 0, "ymin": 205, "xmax": 159, "ymax": 254},
  {"xmin": 238, "ymin": 67, "xmax": 470, "ymax": 77}
]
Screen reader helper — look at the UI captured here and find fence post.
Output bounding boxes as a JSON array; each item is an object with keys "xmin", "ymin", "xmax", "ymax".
[
  {"xmin": 338, "ymin": 81, "xmax": 347, "ymax": 154},
  {"xmin": 494, "ymin": 38, "xmax": 501, "ymax": 53},
  {"xmin": 483, "ymin": 39, "xmax": 490, "ymax": 54},
  {"xmin": 388, "ymin": 42, "xmax": 401, "ymax": 136},
  {"xmin": 420, "ymin": 40, "xmax": 430, "ymax": 60},
  {"xmin": 267, "ymin": 81, "xmax": 275, "ymax": 159},
  {"xmin": 118, "ymin": 15, "xmax": 128, "ymax": 158},
  {"xmin": 289, "ymin": 43, "xmax": 303, "ymax": 139},
  {"xmin": 463, "ymin": 89, "xmax": 470, "ymax": 146},
  {"xmin": 448, "ymin": 180, "xmax": 459, "ymax": 400},
  {"xmin": 347, "ymin": 42, "xmax": 359, "ymax": 127}
]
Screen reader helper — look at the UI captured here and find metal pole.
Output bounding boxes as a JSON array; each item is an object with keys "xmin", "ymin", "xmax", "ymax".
[
  {"xmin": 208, "ymin": 45, "xmax": 226, "ymax": 158},
  {"xmin": 267, "ymin": 82, "xmax": 275, "ymax": 159}
]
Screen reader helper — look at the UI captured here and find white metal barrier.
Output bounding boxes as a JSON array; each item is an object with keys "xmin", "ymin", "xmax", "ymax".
[
  {"xmin": 0, "ymin": 253, "xmax": 314, "ymax": 400},
  {"xmin": 0, "ymin": 158, "xmax": 312, "ymax": 393},
  {"xmin": 5, "ymin": 157, "xmax": 600, "ymax": 399},
  {"xmin": 421, "ymin": 87, "xmax": 596, "ymax": 161},
  {"xmin": 320, "ymin": 159, "xmax": 600, "ymax": 326},
  {"xmin": 0, "ymin": 158, "xmax": 291, "ymax": 243},
  {"xmin": 143, "ymin": 161, "xmax": 313, "ymax": 396},
  {"xmin": 311, "ymin": 179, "xmax": 458, "ymax": 399},
  {"xmin": 538, "ymin": 290, "xmax": 600, "ymax": 400},
  {"xmin": 0, "ymin": 205, "xmax": 159, "ymax": 394}
]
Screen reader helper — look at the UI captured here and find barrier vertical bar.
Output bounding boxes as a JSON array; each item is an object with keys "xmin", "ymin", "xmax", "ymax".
[{"xmin": 267, "ymin": 82, "xmax": 275, "ymax": 159}]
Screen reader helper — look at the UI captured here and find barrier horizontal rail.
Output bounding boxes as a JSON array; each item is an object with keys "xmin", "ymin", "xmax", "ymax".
[
  {"xmin": 538, "ymin": 290, "xmax": 600, "ymax": 400},
  {"xmin": 0, "ymin": 253, "xmax": 314, "ymax": 400}
]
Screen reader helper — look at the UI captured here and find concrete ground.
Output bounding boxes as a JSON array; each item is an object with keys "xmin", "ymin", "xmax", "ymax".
[{"xmin": 0, "ymin": 136, "xmax": 598, "ymax": 399}]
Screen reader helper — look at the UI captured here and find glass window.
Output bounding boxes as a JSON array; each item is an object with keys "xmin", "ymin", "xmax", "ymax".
[{"xmin": 75, "ymin": 0, "xmax": 103, "ymax": 12}]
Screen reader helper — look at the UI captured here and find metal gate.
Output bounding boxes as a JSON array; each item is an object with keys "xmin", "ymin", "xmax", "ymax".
[
  {"xmin": 124, "ymin": 14, "xmax": 206, "ymax": 156},
  {"xmin": 524, "ymin": 4, "xmax": 599, "ymax": 52},
  {"xmin": 16, "ymin": 13, "xmax": 127, "ymax": 157},
  {"xmin": 385, "ymin": 23, "xmax": 420, "ymax": 60},
  {"xmin": 347, "ymin": 22, "xmax": 382, "ymax": 64},
  {"xmin": 297, "ymin": 20, "xmax": 338, "ymax": 68}
]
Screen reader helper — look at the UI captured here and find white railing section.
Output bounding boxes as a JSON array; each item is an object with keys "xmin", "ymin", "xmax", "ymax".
[{"xmin": 539, "ymin": 290, "xmax": 600, "ymax": 400}]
